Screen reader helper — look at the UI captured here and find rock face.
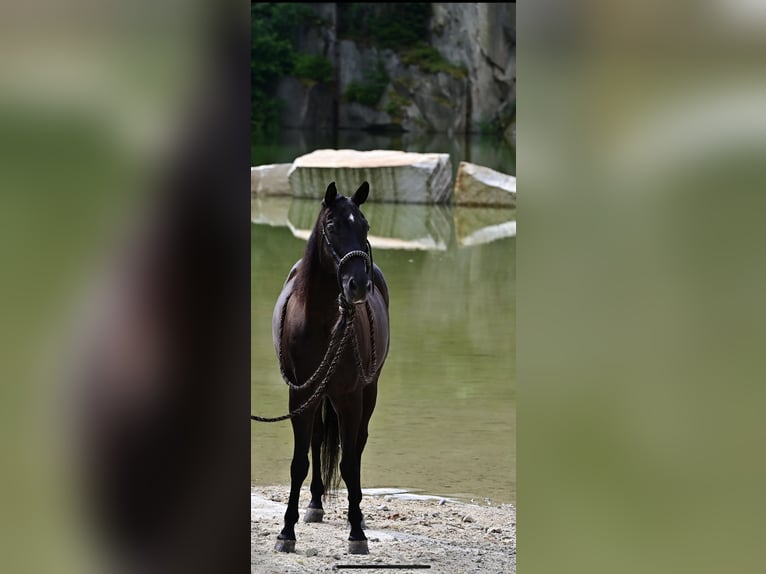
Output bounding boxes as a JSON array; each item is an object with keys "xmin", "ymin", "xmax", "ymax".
[
  {"xmin": 251, "ymin": 164, "xmax": 293, "ymax": 197},
  {"xmin": 287, "ymin": 149, "xmax": 453, "ymax": 204},
  {"xmin": 275, "ymin": 78, "xmax": 336, "ymax": 130},
  {"xmin": 272, "ymin": 2, "xmax": 338, "ymax": 130},
  {"xmin": 336, "ymin": 40, "xmax": 468, "ymax": 134},
  {"xmin": 268, "ymin": 3, "xmax": 514, "ymax": 135},
  {"xmin": 454, "ymin": 161, "xmax": 516, "ymax": 207},
  {"xmin": 337, "ymin": 40, "xmax": 391, "ymax": 130},
  {"xmin": 388, "ymin": 56, "xmax": 468, "ymax": 134},
  {"xmin": 430, "ymin": 3, "xmax": 516, "ymax": 132}
]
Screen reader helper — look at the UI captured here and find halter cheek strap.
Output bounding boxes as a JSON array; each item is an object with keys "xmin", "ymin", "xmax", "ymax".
[
  {"xmin": 366, "ymin": 239, "xmax": 374, "ymax": 287},
  {"xmin": 322, "ymin": 226, "xmax": 375, "ymax": 297}
]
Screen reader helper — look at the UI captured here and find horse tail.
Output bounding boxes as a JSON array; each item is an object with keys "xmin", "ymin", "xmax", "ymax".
[{"xmin": 320, "ymin": 397, "xmax": 341, "ymax": 497}]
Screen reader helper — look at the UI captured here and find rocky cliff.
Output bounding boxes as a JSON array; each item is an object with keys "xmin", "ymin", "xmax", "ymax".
[
  {"xmin": 430, "ymin": 3, "xmax": 515, "ymax": 133},
  {"xmin": 274, "ymin": 3, "xmax": 515, "ymax": 142}
]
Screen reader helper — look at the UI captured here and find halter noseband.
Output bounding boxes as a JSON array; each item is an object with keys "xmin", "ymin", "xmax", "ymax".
[{"xmin": 321, "ymin": 224, "xmax": 374, "ymax": 302}]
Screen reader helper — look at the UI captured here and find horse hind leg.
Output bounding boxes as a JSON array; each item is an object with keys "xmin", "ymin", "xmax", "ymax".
[
  {"xmin": 275, "ymin": 406, "xmax": 315, "ymax": 552},
  {"xmin": 304, "ymin": 406, "xmax": 324, "ymax": 523}
]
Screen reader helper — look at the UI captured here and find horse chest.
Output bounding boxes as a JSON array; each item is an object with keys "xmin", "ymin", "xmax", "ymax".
[
  {"xmin": 284, "ymin": 311, "xmax": 369, "ymax": 389},
  {"xmin": 285, "ymin": 314, "xmax": 336, "ymax": 363}
]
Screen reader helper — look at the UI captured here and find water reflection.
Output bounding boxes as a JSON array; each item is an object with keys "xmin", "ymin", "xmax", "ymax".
[
  {"xmin": 251, "ymin": 200, "xmax": 516, "ymax": 504},
  {"xmin": 252, "ymin": 197, "xmax": 516, "ymax": 250}
]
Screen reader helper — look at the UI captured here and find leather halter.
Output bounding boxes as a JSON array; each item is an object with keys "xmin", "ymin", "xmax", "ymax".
[{"xmin": 321, "ymin": 223, "xmax": 374, "ymax": 301}]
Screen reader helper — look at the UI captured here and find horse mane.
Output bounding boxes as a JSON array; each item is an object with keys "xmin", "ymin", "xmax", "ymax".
[{"xmin": 292, "ymin": 205, "xmax": 330, "ymax": 303}]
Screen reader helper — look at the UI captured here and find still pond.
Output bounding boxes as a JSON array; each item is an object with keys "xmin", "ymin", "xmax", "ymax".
[{"xmin": 251, "ymin": 197, "xmax": 516, "ymax": 504}]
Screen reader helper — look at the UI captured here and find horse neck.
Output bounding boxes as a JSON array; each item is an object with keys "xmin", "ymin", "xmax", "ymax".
[
  {"xmin": 304, "ymin": 272, "xmax": 338, "ymax": 316},
  {"xmin": 295, "ymin": 242, "xmax": 339, "ymax": 317}
]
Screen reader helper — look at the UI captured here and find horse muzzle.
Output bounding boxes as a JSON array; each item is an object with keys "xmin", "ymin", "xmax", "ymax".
[{"xmin": 343, "ymin": 276, "xmax": 373, "ymax": 305}]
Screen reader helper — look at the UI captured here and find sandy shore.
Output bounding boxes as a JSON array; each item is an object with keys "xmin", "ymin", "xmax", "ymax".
[{"xmin": 251, "ymin": 485, "xmax": 516, "ymax": 573}]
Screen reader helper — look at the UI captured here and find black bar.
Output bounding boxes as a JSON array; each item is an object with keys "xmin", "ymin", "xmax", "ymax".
[{"xmin": 334, "ymin": 565, "xmax": 431, "ymax": 570}]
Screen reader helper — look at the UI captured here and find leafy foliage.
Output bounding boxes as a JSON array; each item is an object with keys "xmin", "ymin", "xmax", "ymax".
[
  {"xmin": 251, "ymin": 3, "xmax": 333, "ymax": 137},
  {"xmin": 253, "ymin": 2, "xmax": 315, "ymax": 46},
  {"xmin": 344, "ymin": 60, "xmax": 389, "ymax": 107},
  {"xmin": 401, "ymin": 43, "xmax": 467, "ymax": 78},
  {"xmin": 478, "ymin": 101, "xmax": 516, "ymax": 135},
  {"xmin": 339, "ymin": 3, "xmax": 431, "ymax": 49},
  {"xmin": 293, "ymin": 53, "xmax": 334, "ymax": 84},
  {"xmin": 252, "ymin": 2, "xmax": 464, "ymax": 135},
  {"xmin": 385, "ymin": 91, "xmax": 410, "ymax": 119}
]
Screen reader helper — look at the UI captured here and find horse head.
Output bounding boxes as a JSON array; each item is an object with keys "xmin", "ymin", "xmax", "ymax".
[{"xmin": 319, "ymin": 181, "xmax": 373, "ymax": 305}]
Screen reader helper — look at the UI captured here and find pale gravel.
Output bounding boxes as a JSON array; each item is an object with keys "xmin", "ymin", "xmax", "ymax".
[{"xmin": 251, "ymin": 485, "xmax": 516, "ymax": 574}]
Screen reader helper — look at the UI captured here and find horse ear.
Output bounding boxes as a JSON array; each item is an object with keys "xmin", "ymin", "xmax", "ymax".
[
  {"xmin": 323, "ymin": 182, "xmax": 337, "ymax": 206},
  {"xmin": 352, "ymin": 181, "xmax": 369, "ymax": 205}
]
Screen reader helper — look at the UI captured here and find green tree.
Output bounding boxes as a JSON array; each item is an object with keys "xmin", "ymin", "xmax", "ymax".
[
  {"xmin": 251, "ymin": 3, "xmax": 333, "ymax": 137},
  {"xmin": 339, "ymin": 3, "xmax": 431, "ymax": 49}
]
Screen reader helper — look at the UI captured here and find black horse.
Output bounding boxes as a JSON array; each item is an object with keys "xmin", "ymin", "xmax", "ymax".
[{"xmin": 258, "ymin": 181, "xmax": 390, "ymax": 555}]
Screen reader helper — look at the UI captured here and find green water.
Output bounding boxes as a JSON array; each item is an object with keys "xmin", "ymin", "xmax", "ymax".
[{"xmin": 251, "ymin": 200, "xmax": 516, "ymax": 504}]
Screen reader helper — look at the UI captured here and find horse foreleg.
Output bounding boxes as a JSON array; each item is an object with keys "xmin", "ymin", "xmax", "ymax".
[
  {"xmin": 356, "ymin": 382, "xmax": 378, "ymax": 461},
  {"xmin": 276, "ymin": 406, "xmax": 314, "ymax": 553},
  {"xmin": 337, "ymin": 394, "xmax": 368, "ymax": 554},
  {"xmin": 304, "ymin": 407, "xmax": 325, "ymax": 523},
  {"xmin": 349, "ymin": 383, "xmax": 377, "ymax": 531}
]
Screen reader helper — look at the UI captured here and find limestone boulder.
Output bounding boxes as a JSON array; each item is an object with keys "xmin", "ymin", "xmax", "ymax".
[
  {"xmin": 251, "ymin": 164, "xmax": 292, "ymax": 197},
  {"xmin": 288, "ymin": 149, "xmax": 453, "ymax": 204},
  {"xmin": 453, "ymin": 161, "xmax": 516, "ymax": 207}
]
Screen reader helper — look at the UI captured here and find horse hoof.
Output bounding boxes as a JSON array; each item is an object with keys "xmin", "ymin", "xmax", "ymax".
[
  {"xmin": 274, "ymin": 539, "xmax": 296, "ymax": 553},
  {"xmin": 348, "ymin": 539, "xmax": 369, "ymax": 555},
  {"xmin": 303, "ymin": 508, "xmax": 324, "ymax": 523}
]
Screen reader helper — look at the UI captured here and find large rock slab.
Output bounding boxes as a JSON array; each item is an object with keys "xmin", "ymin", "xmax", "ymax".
[
  {"xmin": 453, "ymin": 161, "xmax": 516, "ymax": 207},
  {"xmin": 287, "ymin": 149, "xmax": 453, "ymax": 204},
  {"xmin": 251, "ymin": 164, "xmax": 292, "ymax": 197}
]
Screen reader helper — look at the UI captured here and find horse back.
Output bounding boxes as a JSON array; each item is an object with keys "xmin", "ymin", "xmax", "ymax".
[
  {"xmin": 365, "ymin": 264, "xmax": 391, "ymax": 373},
  {"xmin": 271, "ymin": 259, "xmax": 301, "ymax": 356},
  {"xmin": 371, "ymin": 263, "xmax": 389, "ymax": 310}
]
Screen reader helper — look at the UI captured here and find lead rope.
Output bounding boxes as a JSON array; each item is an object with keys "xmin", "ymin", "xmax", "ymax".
[
  {"xmin": 251, "ymin": 297, "xmax": 355, "ymax": 423},
  {"xmin": 349, "ymin": 300, "xmax": 378, "ymax": 385},
  {"xmin": 251, "ymin": 295, "xmax": 378, "ymax": 423},
  {"xmin": 251, "ymin": 240, "xmax": 378, "ymax": 423},
  {"xmin": 276, "ymin": 293, "xmax": 347, "ymax": 391}
]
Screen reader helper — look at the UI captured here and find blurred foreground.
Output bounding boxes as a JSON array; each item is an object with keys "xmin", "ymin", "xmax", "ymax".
[
  {"xmin": 3, "ymin": 1, "xmax": 766, "ymax": 574},
  {"xmin": 0, "ymin": 2, "xmax": 250, "ymax": 573},
  {"xmin": 521, "ymin": 2, "xmax": 766, "ymax": 573}
]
